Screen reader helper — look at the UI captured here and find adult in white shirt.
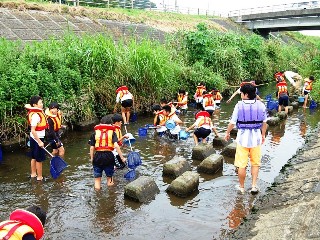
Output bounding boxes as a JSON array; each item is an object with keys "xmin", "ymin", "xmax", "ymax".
[{"xmin": 284, "ymin": 70, "xmax": 302, "ymax": 95}]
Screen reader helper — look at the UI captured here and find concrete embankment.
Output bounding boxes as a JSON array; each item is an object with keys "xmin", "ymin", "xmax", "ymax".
[{"xmin": 231, "ymin": 126, "xmax": 320, "ymax": 239}]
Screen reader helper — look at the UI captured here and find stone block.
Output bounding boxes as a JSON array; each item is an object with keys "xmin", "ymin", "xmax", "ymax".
[
  {"xmin": 197, "ymin": 154, "xmax": 224, "ymax": 174},
  {"xmin": 192, "ymin": 143, "xmax": 215, "ymax": 161},
  {"xmin": 74, "ymin": 118, "xmax": 99, "ymax": 131},
  {"xmin": 277, "ymin": 111, "xmax": 287, "ymax": 120},
  {"xmin": 124, "ymin": 176, "xmax": 159, "ymax": 203},
  {"xmin": 166, "ymin": 171, "xmax": 199, "ymax": 197},
  {"xmin": 212, "ymin": 137, "xmax": 228, "ymax": 147},
  {"xmin": 290, "ymin": 101, "xmax": 299, "ymax": 109},
  {"xmin": 267, "ymin": 117, "xmax": 280, "ymax": 126},
  {"xmin": 163, "ymin": 156, "xmax": 191, "ymax": 178},
  {"xmin": 221, "ymin": 141, "xmax": 237, "ymax": 158},
  {"xmin": 287, "ymin": 106, "xmax": 294, "ymax": 114}
]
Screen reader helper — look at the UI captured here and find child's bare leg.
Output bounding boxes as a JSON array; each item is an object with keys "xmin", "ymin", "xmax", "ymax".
[
  {"xmin": 58, "ymin": 146, "xmax": 65, "ymax": 158},
  {"xmin": 121, "ymin": 108, "xmax": 127, "ymax": 124},
  {"xmin": 193, "ymin": 135, "xmax": 199, "ymax": 145},
  {"xmin": 36, "ymin": 162, "xmax": 43, "ymax": 181},
  {"xmin": 126, "ymin": 108, "xmax": 131, "ymax": 124},
  {"xmin": 107, "ymin": 176, "xmax": 114, "ymax": 186},
  {"xmin": 52, "ymin": 149, "xmax": 58, "ymax": 156},
  {"xmin": 202, "ymin": 138, "xmax": 207, "ymax": 143},
  {"xmin": 303, "ymin": 95, "xmax": 308, "ymax": 108},
  {"xmin": 31, "ymin": 159, "xmax": 37, "ymax": 177},
  {"xmin": 94, "ymin": 177, "xmax": 102, "ymax": 190}
]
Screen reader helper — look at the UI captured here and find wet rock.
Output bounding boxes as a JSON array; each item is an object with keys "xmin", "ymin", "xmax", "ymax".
[
  {"xmin": 267, "ymin": 117, "xmax": 280, "ymax": 126},
  {"xmin": 290, "ymin": 101, "xmax": 299, "ymax": 109},
  {"xmin": 163, "ymin": 156, "xmax": 191, "ymax": 178},
  {"xmin": 73, "ymin": 118, "xmax": 99, "ymax": 131},
  {"xmin": 267, "ymin": 109, "xmax": 278, "ymax": 117},
  {"xmin": 124, "ymin": 176, "xmax": 160, "ymax": 203},
  {"xmin": 197, "ymin": 154, "xmax": 224, "ymax": 174},
  {"xmin": 166, "ymin": 171, "xmax": 199, "ymax": 197},
  {"xmin": 192, "ymin": 143, "xmax": 215, "ymax": 161},
  {"xmin": 212, "ymin": 137, "xmax": 229, "ymax": 147},
  {"xmin": 221, "ymin": 141, "xmax": 237, "ymax": 158},
  {"xmin": 287, "ymin": 106, "xmax": 294, "ymax": 114},
  {"xmin": 277, "ymin": 111, "xmax": 287, "ymax": 120},
  {"xmin": 2, "ymin": 137, "xmax": 26, "ymax": 152},
  {"xmin": 230, "ymin": 128, "xmax": 238, "ymax": 136}
]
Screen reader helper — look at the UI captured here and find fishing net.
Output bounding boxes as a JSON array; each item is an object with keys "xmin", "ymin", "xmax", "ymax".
[
  {"xmin": 50, "ymin": 156, "xmax": 68, "ymax": 179},
  {"xmin": 124, "ymin": 169, "xmax": 136, "ymax": 180}
]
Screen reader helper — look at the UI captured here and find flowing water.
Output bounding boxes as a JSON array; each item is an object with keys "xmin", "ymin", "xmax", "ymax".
[{"xmin": 1, "ymin": 85, "xmax": 319, "ymax": 239}]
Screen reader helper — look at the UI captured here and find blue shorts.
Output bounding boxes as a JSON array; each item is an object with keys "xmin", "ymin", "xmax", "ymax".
[
  {"xmin": 29, "ymin": 137, "xmax": 46, "ymax": 162},
  {"xmin": 93, "ymin": 165, "xmax": 114, "ymax": 178},
  {"xmin": 49, "ymin": 139, "xmax": 63, "ymax": 149},
  {"xmin": 278, "ymin": 95, "xmax": 289, "ymax": 106},
  {"xmin": 194, "ymin": 127, "xmax": 211, "ymax": 139}
]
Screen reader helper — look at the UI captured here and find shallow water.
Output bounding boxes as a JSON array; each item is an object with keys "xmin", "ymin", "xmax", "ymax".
[{"xmin": 1, "ymin": 86, "xmax": 319, "ymax": 239}]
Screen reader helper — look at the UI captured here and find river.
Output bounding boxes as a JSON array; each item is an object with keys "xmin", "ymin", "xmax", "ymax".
[{"xmin": 0, "ymin": 85, "xmax": 319, "ymax": 239}]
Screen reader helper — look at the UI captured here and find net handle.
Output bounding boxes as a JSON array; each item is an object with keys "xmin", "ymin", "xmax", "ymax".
[{"xmin": 124, "ymin": 125, "xmax": 133, "ymax": 152}]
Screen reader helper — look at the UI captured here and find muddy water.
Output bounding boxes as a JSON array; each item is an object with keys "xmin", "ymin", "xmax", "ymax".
[{"xmin": 0, "ymin": 86, "xmax": 319, "ymax": 239}]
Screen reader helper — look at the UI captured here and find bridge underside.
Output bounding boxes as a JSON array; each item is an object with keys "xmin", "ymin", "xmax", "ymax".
[{"xmin": 243, "ymin": 16, "xmax": 320, "ymax": 36}]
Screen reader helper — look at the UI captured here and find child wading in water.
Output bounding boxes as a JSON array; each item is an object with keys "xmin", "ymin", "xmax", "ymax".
[
  {"xmin": 89, "ymin": 115, "xmax": 126, "ymax": 189},
  {"xmin": 224, "ymin": 83, "xmax": 267, "ymax": 194},
  {"xmin": 186, "ymin": 111, "xmax": 219, "ymax": 145},
  {"xmin": 114, "ymin": 85, "xmax": 134, "ymax": 125},
  {"xmin": 25, "ymin": 96, "xmax": 47, "ymax": 181}
]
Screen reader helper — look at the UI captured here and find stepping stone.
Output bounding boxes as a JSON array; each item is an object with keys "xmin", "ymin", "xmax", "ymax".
[
  {"xmin": 166, "ymin": 171, "xmax": 199, "ymax": 197},
  {"xmin": 192, "ymin": 143, "xmax": 215, "ymax": 161},
  {"xmin": 197, "ymin": 154, "xmax": 224, "ymax": 174},
  {"xmin": 163, "ymin": 156, "xmax": 191, "ymax": 178}
]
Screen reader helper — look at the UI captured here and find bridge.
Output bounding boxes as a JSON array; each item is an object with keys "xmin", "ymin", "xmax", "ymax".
[{"xmin": 228, "ymin": 1, "xmax": 320, "ymax": 36}]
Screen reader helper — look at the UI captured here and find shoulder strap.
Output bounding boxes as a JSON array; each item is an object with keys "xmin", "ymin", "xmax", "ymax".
[{"xmin": 0, "ymin": 221, "xmax": 24, "ymax": 240}]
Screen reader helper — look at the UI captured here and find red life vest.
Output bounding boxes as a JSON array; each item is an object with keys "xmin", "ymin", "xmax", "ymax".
[
  {"xmin": 195, "ymin": 111, "xmax": 210, "ymax": 119},
  {"xmin": 116, "ymin": 86, "xmax": 130, "ymax": 100},
  {"xmin": 177, "ymin": 95, "xmax": 188, "ymax": 107},
  {"xmin": 203, "ymin": 94, "xmax": 214, "ymax": 107},
  {"xmin": 276, "ymin": 81, "xmax": 288, "ymax": 95},
  {"xmin": 198, "ymin": 116, "xmax": 212, "ymax": 127},
  {"xmin": 94, "ymin": 124, "xmax": 115, "ymax": 151},
  {"xmin": 195, "ymin": 86, "xmax": 206, "ymax": 97},
  {"xmin": 305, "ymin": 79, "xmax": 313, "ymax": 90},
  {"xmin": 45, "ymin": 109, "xmax": 62, "ymax": 132},
  {"xmin": 114, "ymin": 125, "xmax": 123, "ymax": 146},
  {"xmin": 215, "ymin": 92, "xmax": 222, "ymax": 100},
  {"xmin": 27, "ymin": 109, "xmax": 48, "ymax": 131}
]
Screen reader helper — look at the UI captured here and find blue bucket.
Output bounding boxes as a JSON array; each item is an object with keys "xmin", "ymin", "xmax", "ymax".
[
  {"xmin": 138, "ymin": 127, "xmax": 148, "ymax": 137},
  {"xmin": 267, "ymin": 100, "xmax": 278, "ymax": 110},
  {"xmin": 310, "ymin": 100, "xmax": 317, "ymax": 109},
  {"xmin": 179, "ymin": 130, "xmax": 190, "ymax": 140},
  {"xmin": 165, "ymin": 120, "xmax": 176, "ymax": 130},
  {"xmin": 298, "ymin": 96, "xmax": 305, "ymax": 103},
  {"xmin": 130, "ymin": 112, "xmax": 137, "ymax": 122},
  {"xmin": 265, "ymin": 94, "xmax": 272, "ymax": 101}
]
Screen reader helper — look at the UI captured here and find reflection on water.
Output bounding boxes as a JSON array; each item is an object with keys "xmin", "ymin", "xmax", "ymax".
[{"xmin": 1, "ymin": 86, "xmax": 320, "ymax": 239}]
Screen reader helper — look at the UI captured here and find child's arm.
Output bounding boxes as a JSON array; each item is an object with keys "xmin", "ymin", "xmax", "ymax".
[
  {"xmin": 89, "ymin": 146, "xmax": 95, "ymax": 162},
  {"xmin": 186, "ymin": 123, "xmax": 196, "ymax": 132},
  {"xmin": 174, "ymin": 117, "xmax": 183, "ymax": 125},
  {"xmin": 224, "ymin": 123, "xmax": 235, "ymax": 141},
  {"xmin": 212, "ymin": 126, "xmax": 219, "ymax": 137},
  {"xmin": 114, "ymin": 142, "xmax": 126, "ymax": 162},
  {"xmin": 226, "ymin": 89, "xmax": 240, "ymax": 103}
]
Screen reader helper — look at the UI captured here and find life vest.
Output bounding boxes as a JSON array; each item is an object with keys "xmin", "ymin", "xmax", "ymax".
[
  {"xmin": 0, "ymin": 209, "xmax": 44, "ymax": 240},
  {"xmin": 116, "ymin": 86, "xmax": 130, "ymax": 100},
  {"xmin": 114, "ymin": 125, "xmax": 123, "ymax": 146},
  {"xmin": 203, "ymin": 94, "xmax": 214, "ymax": 107},
  {"xmin": 27, "ymin": 108, "xmax": 48, "ymax": 131},
  {"xmin": 198, "ymin": 116, "xmax": 212, "ymax": 127},
  {"xmin": 94, "ymin": 124, "xmax": 115, "ymax": 151},
  {"xmin": 195, "ymin": 86, "xmax": 206, "ymax": 97},
  {"xmin": 45, "ymin": 109, "xmax": 62, "ymax": 132},
  {"xmin": 276, "ymin": 81, "xmax": 288, "ymax": 95},
  {"xmin": 236, "ymin": 101, "xmax": 265, "ymax": 129},
  {"xmin": 215, "ymin": 92, "xmax": 222, "ymax": 100},
  {"xmin": 305, "ymin": 79, "xmax": 313, "ymax": 91},
  {"xmin": 157, "ymin": 110, "xmax": 168, "ymax": 126},
  {"xmin": 177, "ymin": 95, "xmax": 188, "ymax": 107},
  {"xmin": 195, "ymin": 111, "xmax": 210, "ymax": 119}
]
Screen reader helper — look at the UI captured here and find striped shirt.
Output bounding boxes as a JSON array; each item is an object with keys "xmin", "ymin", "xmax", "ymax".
[{"xmin": 230, "ymin": 100, "xmax": 267, "ymax": 148}]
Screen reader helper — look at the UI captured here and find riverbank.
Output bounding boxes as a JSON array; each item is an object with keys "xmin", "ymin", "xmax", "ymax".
[{"xmin": 231, "ymin": 124, "xmax": 320, "ymax": 239}]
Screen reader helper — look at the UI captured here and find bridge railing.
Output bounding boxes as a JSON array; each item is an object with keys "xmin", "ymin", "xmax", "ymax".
[{"xmin": 228, "ymin": 1, "xmax": 320, "ymax": 17}]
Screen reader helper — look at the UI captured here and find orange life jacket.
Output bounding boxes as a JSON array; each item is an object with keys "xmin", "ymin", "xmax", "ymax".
[
  {"xmin": 45, "ymin": 109, "xmax": 62, "ymax": 132},
  {"xmin": 195, "ymin": 86, "xmax": 206, "ymax": 97},
  {"xmin": 198, "ymin": 116, "xmax": 212, "ymax": 127},
  {"xmin": 116, "ymin": 86, "xmax": 130, "ymax": 99},
  {"xmin": 27, "ymin": 109, "xmax": 48, "ymax": 131},
  {"xmin": 157, "ymin": 110, "xmax": 168, "ymax": 125},
  {"xmin": 94, "ymin": 124, "xmax": 115, "ymax": 151},
  {"xmin": 203, "ymin": 94, "xmax": 214, "ymax": 107},
  {"xmin": 276, "ymin": 81, "xmax": 288, "ymax": 94},
  {"xmin": 177, "ymin": 95, "xmax": 188, "ymax": 107},
  {"xmin": 114, "ymin": 125, "xmax": 123, "ymax": 146},
  {"xmin": 215, "ymin": 92, "xmax": 222, "ymax": 100},
  {"xmin": 305, "ymin": 80, "xmax": 313, "ymax": 90}
]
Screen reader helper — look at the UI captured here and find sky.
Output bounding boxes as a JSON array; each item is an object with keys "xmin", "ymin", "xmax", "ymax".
[{"xmin": 153, "ymin": 0, "xmax": 320, "ymax": 36}]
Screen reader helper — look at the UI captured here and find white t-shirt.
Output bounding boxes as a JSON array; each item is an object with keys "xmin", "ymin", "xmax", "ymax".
[
  {"xmin": 284, "ymin": 71, "xmax": 300, "ymax": 86},
  {"xmin": 30, "ymin": 113, "xmax": 46, "ymax": 138},
  {"xmin": 230, "ymin": 100, "xmax": 267, "ymax": 148},
  {"xmin": 116, "ymin": 91, "xmax": 133, "ymax": 103},
  {"xmin": 169, "ymin": 115, "xmax": 181, "ymax": 135}
]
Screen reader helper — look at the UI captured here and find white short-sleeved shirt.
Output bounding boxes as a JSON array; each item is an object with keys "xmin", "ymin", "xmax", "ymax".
[
  {"xmin": 230, "ymin": 100, "xmax": 267, "ymax": 148},
  {"xmin": 170, "ymin": 115, "xmax": 181, "ymax": 135},
  {"xmin": 30, "ymin": 113, "xmax": 46, "ymax": 138},
  {"xmin": 116, "ymin": 92, "xmax": 133, "ymax": 103}
]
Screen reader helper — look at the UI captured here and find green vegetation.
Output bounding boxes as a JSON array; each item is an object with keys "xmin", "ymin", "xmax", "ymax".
[{"xmin": 0, "ymin": 4, "xmax": 320, "ymax": 141}]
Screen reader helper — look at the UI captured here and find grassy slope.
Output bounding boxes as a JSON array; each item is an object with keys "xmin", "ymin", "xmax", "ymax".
[{"xmin": 0, "ymin": 0, "xmax": 228, "ymax": 32}]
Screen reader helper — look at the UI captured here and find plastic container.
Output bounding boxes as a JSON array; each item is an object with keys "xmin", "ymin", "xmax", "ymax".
[
  {"xmin": 138, "ymin": 127, "xmax": 148, "ymax": 137},
  {"xmin": 179, "ymin": 130, "xmax": 190, "ymax": 140},
  {"xmin": 310, "ymin": 100, "xmax": 317, "ymax": 109},
  {"xmin": 165, "ymin": 120, "xmax": 176, "ymax": 130},
  {"xmin": 298, "ymin": 96, "xmax": 305, "ymax": 103},
  {"xmin": 265, "ymin": 94, "xmax": 272, "ymax": 101},
  {"xmin": 267, "ymin": 100, "xmax": 279, "ymax": 110},
  {"xmin": 130, "ymin": 113, "xmax": 137, "ymax": 122}
]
